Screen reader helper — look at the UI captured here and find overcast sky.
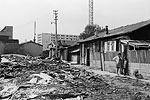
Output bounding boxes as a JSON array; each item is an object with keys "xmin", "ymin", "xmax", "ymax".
[{"xmin": 0, "ymin": 0, "xmax": 150, "ymax": 43}]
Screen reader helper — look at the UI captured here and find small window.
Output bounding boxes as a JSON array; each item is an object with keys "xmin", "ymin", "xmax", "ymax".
[
  {"xmin": 107, "ymin": 41, "xmax": 110, "ymax": 51},
  {"xmin": 111, "ymin": 41, "xmax": 115, "ymax": 51},
  {"xmin": 95, "ymin": 40, "xmax": 100, "ymax": 52}
]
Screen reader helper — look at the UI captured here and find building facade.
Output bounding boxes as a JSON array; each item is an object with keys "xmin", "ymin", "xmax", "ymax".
[
  {"xmin": 0, "ymin": 26, "xmax": 20, "ymax": 54},
  {"xmin": 0, "ymin": 39, "xmax": 19, "ymax": 54},
  {"xmin": 19, "ymin": 41, "xmax": 43, "ymax": 57},
  {"xmin": 37, "ymin": 33, "xmax": 79, "ymax": 50},
  {"xmin": 0, "ymin": 26, "xmax": 13, "ymax": 39},
  {"xmin": 80, "ymin": 19, "xmax": 150, "ymax": 79}
]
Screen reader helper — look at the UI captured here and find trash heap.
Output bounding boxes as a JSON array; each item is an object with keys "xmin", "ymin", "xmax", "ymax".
[{"xmin": 0, "ymin": 55, "xmax": 150, "ymax": 100}]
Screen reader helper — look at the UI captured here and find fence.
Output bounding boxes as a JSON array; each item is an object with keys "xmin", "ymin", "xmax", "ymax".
[{"xmin": 105, "ymin": 50, "xmax": 150, "ymax": 64}]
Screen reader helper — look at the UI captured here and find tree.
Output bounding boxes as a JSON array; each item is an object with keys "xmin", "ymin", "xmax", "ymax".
[{"xmin": 79, "ymin": 24, "xmax": 105, "ymax": 39}]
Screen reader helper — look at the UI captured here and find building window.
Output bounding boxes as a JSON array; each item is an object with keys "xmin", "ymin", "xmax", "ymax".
[
  {"xmin": 92, "ymin": 42, "xmax": 95, "ymax": 52},
  {"xmin": 109, "ymin": 41, "xmax": 116, "ymax": 51},
  {"xmin": 116, "ymin": 40, "xmax": 119, "ymax": 51},
  {"xmin": 107, "ymin": 41, "xmax": 110, "ymax": 51},
  {"xmin": 104, "ymin": 41, "xmax": 116, "ymax": 52}
]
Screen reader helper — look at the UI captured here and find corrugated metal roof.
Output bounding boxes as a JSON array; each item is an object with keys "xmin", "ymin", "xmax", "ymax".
[
  {"xmin": 79, "ymin": 19, "xmax": 150, "ymax": 43},
  {"xmin": 121, "ymin": 40, "xmax": 150, "ymax": 47}
]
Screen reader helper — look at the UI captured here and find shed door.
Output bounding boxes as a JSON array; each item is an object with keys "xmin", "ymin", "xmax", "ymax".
[{"xmin": 86, "ymin": 48, "xmax": 90, "ymax": 66}]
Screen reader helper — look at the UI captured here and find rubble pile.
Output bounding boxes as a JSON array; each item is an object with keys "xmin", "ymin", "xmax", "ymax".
[{"xmin": 0, "ymin": 55, "xmax": 150, "ymax": 100}]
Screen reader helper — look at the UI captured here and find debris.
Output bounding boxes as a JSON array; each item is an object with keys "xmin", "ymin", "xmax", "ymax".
[
  {"xmin": 28, "ymin": 77, "xmax": 38, "ymax": 84},
  {"xmin": 133, "ymin": 69, "xmax": 144, "ymax": 82},
  {"xmin": 64, "ymin": 96, "xmax": 82, "ymax": 100},
  {"xmin": 1, "ymin": 57, "xmax": 11, "ymax": 63},
  {"xmin": 0, "ymin": 56, "xmax": 150, "ymax": 100},
  {"xmin": 31, "ymin": 73, "xmax": 53, "ymax": 81},
  {"xmin": 0, "ymin": 84, "xmax": 18, "ymax": 99}
]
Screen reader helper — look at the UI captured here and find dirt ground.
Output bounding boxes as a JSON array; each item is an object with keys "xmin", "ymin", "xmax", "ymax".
[{"xmin": 73, "ymin": 65, "xmax": 150, "ymax": 100}]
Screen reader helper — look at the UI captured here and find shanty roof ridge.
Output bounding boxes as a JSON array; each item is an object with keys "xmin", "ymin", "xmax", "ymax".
[
  {"xmin": 0, "ymin": 26, "xmax": 13, "ymax": 32},
  {"xmin": 79, "ymin": 19, "xmax": 150, "ymax": 43},
  {"xmin": 110, "ymin": 19, "xmax": 150, "ymax": 32},
  {"xmin": 20, "ymin": 40, "xmax": 43, "ymax": 46}
]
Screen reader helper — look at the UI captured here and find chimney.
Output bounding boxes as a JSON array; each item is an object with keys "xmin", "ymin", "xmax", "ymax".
[
  {"xmin": 94, "ymin": 31, "xmax": 98, "ymax": 37},
  {"xmin": 106, "ymin": 26, "xmax": 109, "ymax": 34}
]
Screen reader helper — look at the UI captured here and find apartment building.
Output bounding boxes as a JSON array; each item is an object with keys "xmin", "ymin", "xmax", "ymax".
[{"xmin": 37, "ymin": 33, "xmax": 79, "ymax": 50}]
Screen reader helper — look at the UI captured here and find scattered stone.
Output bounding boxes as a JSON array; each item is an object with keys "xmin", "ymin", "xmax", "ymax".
[{"xmin": 0, "ymin": 55, "xmax": 150, "ymax": 100}]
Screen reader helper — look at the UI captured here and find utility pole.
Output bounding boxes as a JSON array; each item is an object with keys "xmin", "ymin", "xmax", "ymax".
[
  {"xmin": 33, "ymin": 21, "xmax": 36, "ymax": 42},
  {"xmin": 89, "ymin": 0, "xmax": 93, "ymax": 25},
  {"xmin": 53, "ymin": 10, "xmax": 58, "ymax": 58}
]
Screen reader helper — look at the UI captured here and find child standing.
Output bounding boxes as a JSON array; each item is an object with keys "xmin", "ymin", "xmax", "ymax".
[{"xmin": 113, "ymin": 53, "xmax": 122, "ymax": 75}]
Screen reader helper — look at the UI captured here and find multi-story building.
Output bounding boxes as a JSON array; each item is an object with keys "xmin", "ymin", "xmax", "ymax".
[{"xmin": 37, "ymin": 33, "xmax": 79, "ymax": 50}]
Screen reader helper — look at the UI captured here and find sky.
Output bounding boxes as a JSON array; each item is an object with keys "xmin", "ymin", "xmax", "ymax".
[{"xmin": 0, "ymin": 0, "xmax": 150, "ymax": 43}]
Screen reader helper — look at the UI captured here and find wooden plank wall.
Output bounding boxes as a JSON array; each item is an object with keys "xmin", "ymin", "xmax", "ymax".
[
  {"xmin": 105, "ymin": 50, "xmax": 150, "ymax": 64},
  {"xmin": 104, "ymin": 52, "xmax": 118, "ymax": 61},
  {"xmin": 128, "ymin": 50, "xmax": 150, "ymax": 64}
]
